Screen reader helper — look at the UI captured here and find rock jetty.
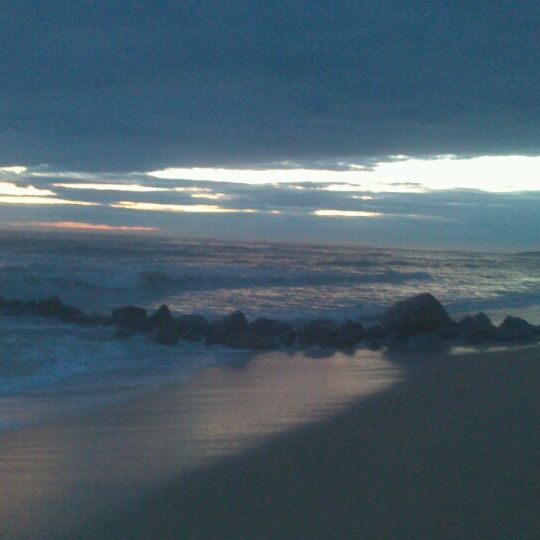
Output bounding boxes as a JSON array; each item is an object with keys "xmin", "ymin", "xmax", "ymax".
[{"xmin": 1, "ymin": 293, "xmax": 539, "ymax": 353}]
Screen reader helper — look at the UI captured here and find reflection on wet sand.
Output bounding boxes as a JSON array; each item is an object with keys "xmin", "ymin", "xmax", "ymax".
[{"xmin": 0, "ymin": 349, "xmax": 401, "ymax": 539}]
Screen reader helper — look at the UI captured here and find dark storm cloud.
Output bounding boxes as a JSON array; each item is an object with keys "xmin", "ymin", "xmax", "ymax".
[{"xmin": 1, "ymin": 1, "xmax": 539, "ymax": 171}]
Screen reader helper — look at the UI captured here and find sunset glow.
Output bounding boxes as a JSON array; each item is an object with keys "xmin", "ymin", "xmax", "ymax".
[{"xmin": 29, "ymin": 221, "xmax": 158, "ymax": 231}]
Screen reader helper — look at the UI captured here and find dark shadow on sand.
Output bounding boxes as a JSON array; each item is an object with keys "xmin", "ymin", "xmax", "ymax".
[{"xmin": 70, "ymin": 346, "xmax": 540, "ymax": 540}]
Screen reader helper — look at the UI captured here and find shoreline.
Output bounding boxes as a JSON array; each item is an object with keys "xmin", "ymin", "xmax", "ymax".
[{"xmin": 0, "ymin": 345, "xmax": 539, "ymax": 538}]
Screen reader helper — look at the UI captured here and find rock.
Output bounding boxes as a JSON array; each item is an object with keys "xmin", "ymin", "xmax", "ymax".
[
  {"xmin": 175, "ymin": 314, "xmax": 209, "ymax": 341},
  {"xmin": 28, "ymin": 296, "xmax": 82, "ymax": 322},
  {"xmin": 146, "ymin": 304, "xmax": 174, "ymax": 331},
  {"xmin": 114, "ymin": 328, "xmax": 136, "ymax": 339},
  {"xmin": 296, "ymin": 318, "xmax": 364, "ymax": 349},
  {"xmin": 387, "ymin": 332, "xmax": 450, "ymax": 353},
  {"xmin": 57, "ymin": 305, "xmax": 84, "ymax": 323},
  {"xmin": 365, "ymin": 337, "xmax": 382, "ymax": 350},
  {"xmin": 365, "ymin": 325, "xmax": 385, "ymax": 339},
  {"xmin": 153, "ymin": 321, "xmax": 182, "ymax": 346},
  {"xmin": 35, "ymin": 296, "xmax": 64, "ymax": 317},
  {"xmin": 498, "ymin": 316, "xmax": 538, "ymax": 342},
  {"xmin": 324, "ymin": 320, "xmax": 365, "ymax": 349},
  {"xmin": 72, "ymin": 313, "xmax": 111, "ymax": 326},
  {"xmin": 3, "ymin": 300, "xmax": 28, "ymax": 316},
  {"xmin": 407, "ymin": 333, "xmax": 451, "ymax": 353},
  {"xmin": 234, "ymin": 318, "xmax": 297, "ymax": 350},
  {"xmin": 297, "ymin": 319, "xmax": 337, "ymax": 347},
  {"xmin": 387, "ymin": 334, "xmax": 410, "ymax": 352},
  {"xmin": 458, "ymin": 313, "xmax": 497, "ymax": 343},
  {"xmin": 381, "ymin": 293, "xmax": 452, "ymax": 335},
  {"xmin": 111, "ymin": 306, "xmax": 147, "ymax": 331},
  {"xmin": 251, "ymin": 318, "xmax": 296, "ymax": 344},
  {"xmin": 438, "ymin": 321, "xmax": 460, "ymax": 340},
  {"xmin": 25, "ymin": 300, "xmax": 37, "ymax": 313},
  {"xmin": 206, "ymin": 311, "xmax": 248, "ymax": 345}
]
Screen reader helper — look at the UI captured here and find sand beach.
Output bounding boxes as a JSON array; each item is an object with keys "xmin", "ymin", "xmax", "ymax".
[{"xmin": 1, "ymin": 345, "xmax": 539, "ymax": 539}]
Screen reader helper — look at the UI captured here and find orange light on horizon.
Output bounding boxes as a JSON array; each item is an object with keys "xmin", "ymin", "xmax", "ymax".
[{"xmin": 28, "ymin": 221, "xmax": 158, "ymax": 232}]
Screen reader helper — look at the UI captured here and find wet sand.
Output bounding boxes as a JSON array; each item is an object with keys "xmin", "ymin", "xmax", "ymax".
[
  {"xmin": 77, "ymin": 345, "xmax": 540, "ymax": 540},
  {"xmin": 0, "ymin": 349, "xmax": 401, "ymax": 539},
  {"xmin": 1, "ymin": 346, "xmax": 539, "ymax": 539}
]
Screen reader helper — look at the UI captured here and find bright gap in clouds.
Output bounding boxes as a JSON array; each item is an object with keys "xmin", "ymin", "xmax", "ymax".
[
  {"xmin": 148, "ymin": 155, "xmax": 540, "ymax": 193},
  {"xmin": 0, "ymin": 166, "xmax": 27, "ymax": 175},
  {"xmin": 312, "ymin": 210, "xmax": 383, "ymax": 218},
  {"xmin": 53, "ymin": 183, "xmax": 170, "ymax": 192},
  {"xmin": 0, "ymin": 182, "xmax": 54, "ymax": 197},
  {"xmin": 110, "ymin": 201, "xmax": 257, "ymax": 213}
]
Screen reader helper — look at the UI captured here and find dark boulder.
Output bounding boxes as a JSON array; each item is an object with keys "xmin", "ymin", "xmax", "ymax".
[
  {"xmin": 153, "ymin": 321, "xmax": 182, "ymax": 346},
  {"xmin": 25, "ymin": 300, "xmax": 37, "ymax": 313},
  {"xmin": 114, "ymin": 327, "xmax": 137, "ymax": 339},
  {"xmin": 408, "ymin": 333, "xmax": 452, "ymax": 353},
  {"xmin": 364, "ymin": 325, "xmax": 386, "ymax": 350},
  {"xmin": 73, "ymin": 313, "xmax": 112, "ymax": 326},
  {"xmin": 251, "ymin": 318, "xmax": 296, "ymax": 344},
  {"xmin": 3, "ymin": 299, "xmax": 28, "ymax": 316},
  {"xmin": 303, "ymin": 320, "xmax": 365, "ymax": 349},
  {"xmin": 206, "ymin": 311, "xmax": 248, "ymax": 345},
  {"xmin": 297, "ymin": 319, "xmax": 338, "ymax": 348},
  {"xmin": 29, "ymin": 296, "xmax": 82, "ymax": 322},
  {"xmin": 333, "ymin": 320, "xmax": 365, "ymax": 348},
  {"xmin": 175, "ymin": 314, "xmax": 209, "ymax": 341},
  {"xmin": 458, "ymin": 313, "xmax": 497, "ymax": 343},
  {"xmin": 498, "ymin": 316, "xmax": 538, "ymax": 342},
  {"xmin": 35, "ymin": 296, "xmax": 64, "ymax": 317},
  {"xmin": 57, "ymin": 305, "xmax": 84, "ymax": 323},
  {"xmin": 438, "ymin": 321, "xmax": 460, "ymax": 340},
  {"xmin": 365, "ymin": 337, "xmax": 382, "ymax": 350},
  {"xmin": 237, "ymin": 318, "xmax": 297, "ymax": 350},
  {"xmin": 381, "ymin": 293, "xmax": 452, "ymax": 335},
  {"xmin": 111, "ymin": 306, "xmax": 147, "ymax": 331},
  {"xmin": 146, "ymin": 304, "xmax": 174, "ymax": 331},
  {"xmin": 365, "ymin": 325, "xmax": 385, "ymax": 339}
]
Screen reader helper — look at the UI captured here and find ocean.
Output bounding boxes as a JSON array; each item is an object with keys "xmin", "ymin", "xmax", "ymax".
[{"xmin": 0, "ymin": 231, "xmax": 539, "ymax": 428}]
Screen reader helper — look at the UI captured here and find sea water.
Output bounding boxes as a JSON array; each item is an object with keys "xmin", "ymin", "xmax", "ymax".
[{"xmin": 0, "ymin": 231, "xmax": 539, "ymax": 426}]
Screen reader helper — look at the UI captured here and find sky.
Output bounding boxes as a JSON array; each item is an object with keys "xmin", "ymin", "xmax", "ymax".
[{"xmin": 1, "ymin": 1, "xmax": 539, "ymax": 250}]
